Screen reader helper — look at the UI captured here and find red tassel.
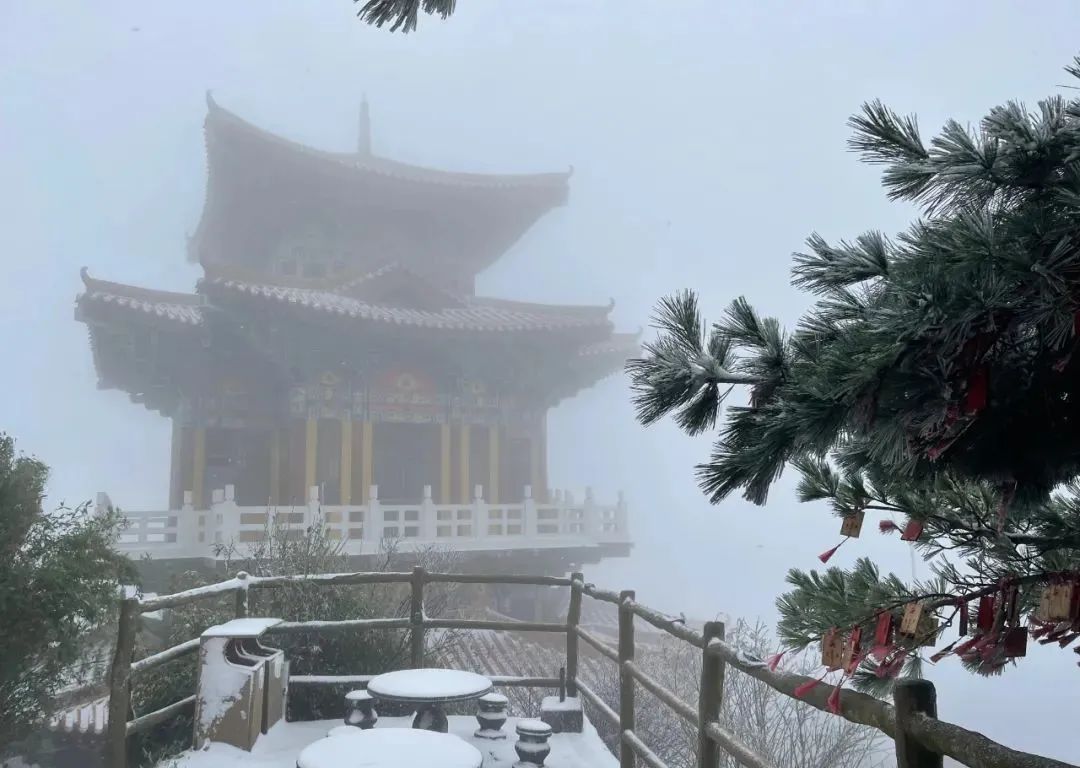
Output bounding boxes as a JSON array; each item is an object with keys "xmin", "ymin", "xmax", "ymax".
[
  {"xmin": 1030, "ymin": 621, "xmax": 1055, "ymax": 640},
  {"xmin": 794, "ymin": 674, "xmax": 826, "ymax": 699},
  {"xmin": 875, "ymin": 653, "xmax": 906, "ymax": 678},
  {"xmin": 900, "ymin": 520, "xmax": 924, "ymax": 542},
  {"xmin": 870, "ymin": 644, "xmax": 893, "ymax": 662},
  {"xmin": 963, "ymin": 367, "xmax": 989, "ymax": 414},
  {"xmin": 958, "ymin": 600, "xmax": 970, "ymax": 636},
  {"xmin": 929, "ymin": 640, "xmax": 958, "ymax": 663},
  {"xmin": 766, "ymin": 651, "xmax": 786, "ymax": 671},
  {"xmin": 874, "ymin": 612, "xmax": 894, "ymax": 646},
  {"xmin": 879, "ymin": 519, "xmax": 900, "ymax": 534},
  {"xmin": 953, "ymin": 636, "xmax": 980, "ymax": 657},
  {"xmin": 818, "ymin": 538, "xmax": 847, "ymax": 564},
  {"xmin": 826, "ymin": 683, "xmax": 843, "ymax": 714},
  {"xmin": 844, "ymin": 627, "xmax": 863, "ymax": 674},
  {"xmin": 976, "ymin": 595, "xmax": 996, "ymax": 632}
]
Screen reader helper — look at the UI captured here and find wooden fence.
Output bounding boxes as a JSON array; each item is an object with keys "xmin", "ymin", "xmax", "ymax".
[{"xmin": 104, "ymin": 569, "xmax": 1077, "ymax": 768}]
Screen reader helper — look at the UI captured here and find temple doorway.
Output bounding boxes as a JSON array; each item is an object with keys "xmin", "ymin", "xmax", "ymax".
[{"xmin": 372, "ymin": 422, "xmax": 440, "ymax": 502}]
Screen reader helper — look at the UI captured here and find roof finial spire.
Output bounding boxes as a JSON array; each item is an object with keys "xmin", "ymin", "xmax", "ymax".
[{"xmin": 358, "ymin": 95, "xmax": 372, "ymax": 155}]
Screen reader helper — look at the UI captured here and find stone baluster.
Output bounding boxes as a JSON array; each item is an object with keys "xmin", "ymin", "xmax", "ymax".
[
  {"xmin": 583, "ymin": 486, "xmax": 598, "ymax": 538},
  {"xmin": 473, "ymin": 484, "xmax": 486, "ymax": 538},
  {"xmin": 212, "ymin": 487, "xmax": 239, "ymax": 545},
  {"xmin": 344, "ymin": 690, "xmax": 377, "ymax": 730},
  {"xmin": 523, "ymin": 485, "xmax": 537, "ymax": 538},
  {"xmin": 364, "ymin": 485, "xmax": 381, "ymax": 544},
  {"xmin": 307, "ymin": 485, "xmax": 320, "ymax": 525},
  {"xmin": 421, "ymin": 485, "xmax": 437, "ymax": 539},
  {"xmin": 615, "ymin": 490, "xmax": 629, "ymax": 538},
  {"xmin": 513, "ymin": 719, "xmax": 552, "ymax": 767},
  {"xmin": 474, "ymin": 692, "xmax": 508, "ymax": 740}
]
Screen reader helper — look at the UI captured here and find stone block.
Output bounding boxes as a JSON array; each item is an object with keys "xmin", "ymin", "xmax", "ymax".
[{"xmin": 540, "ymin": 695, "xmax": 582, "ymax": 733}]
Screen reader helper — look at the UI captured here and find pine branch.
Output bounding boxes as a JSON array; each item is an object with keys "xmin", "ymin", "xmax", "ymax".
[
  {"xmin": 355, "ymin": 0, "xmax": 456, "ymax": 32},
  {"xmin": 626, "ymin": 291, "xmax": 761, "ymax": 435}
]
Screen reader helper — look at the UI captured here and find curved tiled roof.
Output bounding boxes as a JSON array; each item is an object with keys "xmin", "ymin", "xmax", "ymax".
[
  {"xmin": 77, "ymin": 269, "xmax": 204, "ymax": 326},
  {"xmin": 202, "ymin": 277, "xmax": 614, "ymax": 333},
  {"xmin": 205, "ymin": 93, "xmax": 572, "ymax": 192},
  {"xmin": 577, "ymin": 332, "xmax": 642, "ymax": 358}
]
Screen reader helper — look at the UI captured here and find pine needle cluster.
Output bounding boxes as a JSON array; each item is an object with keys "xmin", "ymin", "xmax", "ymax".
[{"xmin": 628, "ymin": 57, "xmax": 1080, "ymax": 686}]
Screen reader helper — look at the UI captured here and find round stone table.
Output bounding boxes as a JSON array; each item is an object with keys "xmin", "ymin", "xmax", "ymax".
[
  {"xmin": 366, "ymin": 668, "xmax": 493, "ymax": 732},
  {"xmin": 297, "ymin": 728, "xmax": 482, "ymax": 768}
]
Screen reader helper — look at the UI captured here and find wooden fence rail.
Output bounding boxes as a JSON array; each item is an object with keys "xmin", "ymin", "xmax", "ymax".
[{"xmin": 103, "ymin": 569, "xmax": 1077, "ymax": 768}]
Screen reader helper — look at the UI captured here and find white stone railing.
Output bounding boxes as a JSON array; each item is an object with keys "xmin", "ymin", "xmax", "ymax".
[{"xmin": 102, "ymin": 484, "xmax": 630, "ymax": 560}]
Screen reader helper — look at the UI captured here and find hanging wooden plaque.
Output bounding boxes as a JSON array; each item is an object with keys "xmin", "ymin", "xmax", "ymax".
[
  {"xmin": 900, "ymin": 602, "xmax": 923, "ymax": 636},
  {"xmin": 840, "ymin": 510, "xmax": 865, "ymax": 538},
  {"xmin": 900, "ymin": 519, "xmax": 924, "ymax": 542},
  {"xmin": 821, "ymin": 628, "xmax": 845, "ymax": 670},
  {"xmin": 1048, "ymin": 582, "xmax": 1075, "ymax": 621}
]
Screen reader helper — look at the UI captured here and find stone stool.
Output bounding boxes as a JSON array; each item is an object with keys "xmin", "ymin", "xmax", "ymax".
[
  {"xmin": 474, "ymin": 692, "xmax": 509, "ymax": 739},
  {"xmin": 513, "ymin": 719, "xmax": 552, "ymax": 767},
  {"xmin": 344, "ymin": 690, "xmax": 377, "ymax": 730}
]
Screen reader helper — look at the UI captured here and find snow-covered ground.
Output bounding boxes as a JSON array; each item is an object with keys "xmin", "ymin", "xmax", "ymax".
[{"xmin": 168, "ymin": 715, "xmax": 617, "ymax": 768}]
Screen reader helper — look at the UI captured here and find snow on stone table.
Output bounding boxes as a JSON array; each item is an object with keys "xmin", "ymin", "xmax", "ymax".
[
  {"xmin": 366, "ymin": 669, "xmax": 492, "ymax": 702},
  {"xmin": 165, "ymin": 715, "xmax": 618, "ymax": 768},
  {"xmin": 297, "ymin": 727, "xmax": 482, "ymax": 768},
  {"xmin": 366, "ymin": 669, "xmax": 492, "ymax": 732}
]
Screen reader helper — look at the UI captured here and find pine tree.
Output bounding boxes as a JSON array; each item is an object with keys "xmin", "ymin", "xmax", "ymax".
[{"xmin": 627, "ymin": 58, "xmax": 1080, "ymax": 689}]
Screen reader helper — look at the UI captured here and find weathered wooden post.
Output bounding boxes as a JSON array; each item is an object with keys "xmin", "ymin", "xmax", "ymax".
[
  {"xmin": 104, "ymin": 597, "xmax": 140, "ymax": 768},
  {"xmin": 566, "ymin": 571, "xmax": 584, "ymax": 697},
  {"xmin": 894, "ymin": 679, "xmax": 943, "ymax": 768},
  {"xmin": 410, "ymin": 566, "xmax": 426, "ymax": 668},
  {"xmin": 234, "ymin": 571, "xmax": 249, "ymax": 618},
  {"xmin": 618, "ymin": 590, "xmax": 636, "ymax": 768},
  {"xmin": 697, "ymin": 620, "xmax": 726, "ymax": 768}
]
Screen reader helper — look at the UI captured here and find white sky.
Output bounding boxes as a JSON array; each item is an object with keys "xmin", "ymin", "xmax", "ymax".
[{"xmin": 3, "ymin": 1, "xmax": 1080, "ymax": 762}]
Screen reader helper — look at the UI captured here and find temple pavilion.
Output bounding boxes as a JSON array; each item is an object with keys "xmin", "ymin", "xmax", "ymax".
[{"xmin": 76, "ymin": 95, "xmax": 635, "ymax": 578}]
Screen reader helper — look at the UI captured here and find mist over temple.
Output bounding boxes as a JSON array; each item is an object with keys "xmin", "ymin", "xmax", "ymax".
[{"xmin": 74, "ymin": 95, "xmax": 635, "ymax": 588}]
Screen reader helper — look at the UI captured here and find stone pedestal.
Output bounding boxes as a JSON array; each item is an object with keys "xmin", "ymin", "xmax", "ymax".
[
  {"xmin": 540, "ymin": 695, "xmax": 582, "ymax": 734},
  {"xmin": 344, "ymin": 690, "xmax": 377, "ymax": 730},
  {"xmin": 513, "ymin": 719, "xmax": 552, "ymax": 768},
  {"xmin": 474, "ymin": 692, "xmax": 509, "ymax": 740}
]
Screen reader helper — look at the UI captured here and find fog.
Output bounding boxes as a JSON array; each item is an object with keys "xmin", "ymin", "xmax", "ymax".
[{"xmin": 3, "ymin": 1, "xmax": 1079, "ymax": 763}]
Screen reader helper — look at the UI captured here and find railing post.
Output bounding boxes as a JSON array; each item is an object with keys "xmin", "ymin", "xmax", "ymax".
[
  {"xmin": 697, "ymin": 620, "xmax": 725, "ymax": 768},
  {"xmin": 366, "ymin": 485, "xmax": 381, "ymax": 544},
  {"xmin": 894, "ymin": 679, "xmax": 943, "ymax": 768},
  {"xmin": 473, "ymin": 484, "xmax": 486, "ymax": 538},
  {"xmin": 566, "ymin": 572, "xmax": 584, "ymax": 696},
  {"xmin": 234, "ymin": 571, "xmax": 249, "ymax": 618},
  {"xmin": 410, "ymin": 566, "xmax": 426, "ymax": 668},
  {"xmin": 523, "ymin": 485, "xmax": 537, "ymax": 538},
  {"xmin": 618, "ymin": 589, "xmax": 635, "ymax": 768},
  {"xmin": 104, "ymin": 597, "xmax": 139, "ymax": 768}
]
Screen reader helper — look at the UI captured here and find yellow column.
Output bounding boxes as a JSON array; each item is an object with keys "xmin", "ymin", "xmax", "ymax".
[
  {"xmin": 458, "ymin": 424, "xmax": 471, "ymax": 504},
  {"xmin": 169, "ymin": 421, "xmax": 184, "ymax": 509},
  {"xmin": 340, "ymin": 418, "xmax": 353, "ymax": 505},
  {"xmin": 361, "ymin": 421, "xmax": 373, "ymax": 503},
  {"xmin": 488, "ymin": 425, "xmax": 500, "ymax": 504},
  {"xmin": 440, "ymin": 423, "xmax": 452, "ymax": 504},
  {"xmin": 269, "ymin": 428, "xmax": 281, "ymax": 507},
  {"xmin": 192, "ymin": 426, "xmax": 206, "ymax": 509},
  {"xmin": 305, "ymin": 417, "xmax": 318, "ymax": 496}
]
